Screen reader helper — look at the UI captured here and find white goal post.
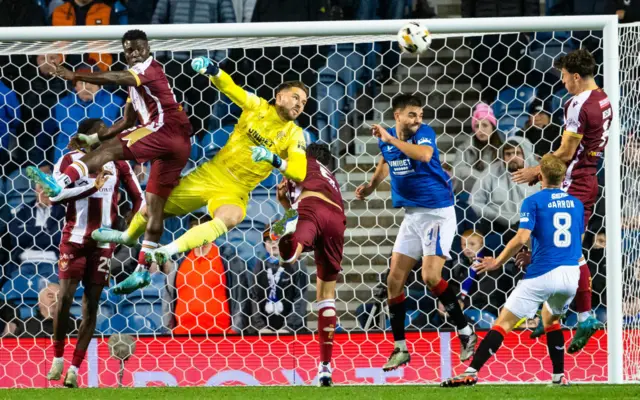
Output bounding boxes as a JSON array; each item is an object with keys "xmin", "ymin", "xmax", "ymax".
[{"xmin": 0, "ymin": 14, "xmax": 625, "ymax": 385}]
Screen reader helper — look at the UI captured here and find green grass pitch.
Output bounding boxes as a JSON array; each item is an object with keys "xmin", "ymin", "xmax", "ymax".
[{"xmin": 2, "ymin": 385, "xmax": 640, "ymax": 400}]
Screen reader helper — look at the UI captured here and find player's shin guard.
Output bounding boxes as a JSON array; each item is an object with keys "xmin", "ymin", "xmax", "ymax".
[
  {"xmin": 575, "ymin": 259, "xmax": 592, "ymax": 317},
  {"xmin": 469, "ymin": 326, "xmax": 506, "ymax": 372},
  {"xmin": 388, "ymin": 294, "xmax": 407, "ymax": 346},
  {"xmin": 432, "ymin": 279, "xmax": 468, "ymax": 331},
  {"xmin": 545, "ymin": 324, "xmax": 565, "ymax": 375},
  {"xmin": 317, "ymin": 299, "xmax": 337, "ymax": 365},
  {"xmin": 60, "ymin": 160, "xmax": 89, "ymax": 188},
  {"xmin": 166, "ymin": 217, "xmax": 228, "ymax": 256},
  {"xmin": 125, "ymin": 212, "xmax": 149, "ymax": 244}
]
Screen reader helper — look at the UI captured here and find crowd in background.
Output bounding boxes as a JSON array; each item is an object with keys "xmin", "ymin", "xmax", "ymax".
[{"xmin": 1, "ymin": 0, "xmax": 639, "ymax": 337}]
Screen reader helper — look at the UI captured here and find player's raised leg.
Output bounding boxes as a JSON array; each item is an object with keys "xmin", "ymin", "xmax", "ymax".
[
  {"xmin": 568, "ymin": 256, "xmax": 604, "ymax": 353},
  {"xmin": 153, "ymin": 203, "xmax": 241, "ymax": 265},
  {"xmin": 382, "ymin": 252, "xmax": 415, "ymax": 371},
  {"xmin": 63, "ymin": 281, "xmax": 104, "ymax": 388},
  {"xmin": 48, "ymin": 278, "xmax": 80, "ymax": 381}
]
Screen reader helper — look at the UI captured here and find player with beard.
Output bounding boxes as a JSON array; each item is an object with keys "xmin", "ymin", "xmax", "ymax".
[
  {"xmin": 355, "ymin": 94, "xmax": 476, "ymax": 371},
  {"xmin": 92, "ymin": 56, "xmax": 309, "ymax": 275}
]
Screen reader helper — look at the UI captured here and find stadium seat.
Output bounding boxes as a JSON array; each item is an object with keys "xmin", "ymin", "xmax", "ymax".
[
  {"xmin": 199, "ymin": 125, "xmax": 233, "ymax": 162},
  {"xmin": 2, "ymin": 275, "xmax": 44, "ymax": 305},
  {"xmin": 492, "ymin": 86, "xmax": 537, "ymax": 119},
  {"xmin": 563, "ymin": 312, "xmax": 578, "ymax": 328},
  {"xmin": 126, "ymin": 314, "xmax": 158, "ymax": 335},
  {"xmin": 550, "ymin": 88, "xmax": 572, "ymax": 123},
  {"xmin": 20, "ymin": 262, "xmax": 57, "ymax": 280},
  {"xmin": 6, "ymin": 169, "xmax": 35, "ymax": 209},
  {"xmin": 497, "ymin": 114, "xmax": 530, "ymax": 138},
  {"xmin": 120, "ymin": 302, "xmax": 163, "ymax": 332},
  {"xmin": 245, "ymin": 195, "xmax": 282, "ymax": 228},
  {"xmin": 99, "ymin": 313, "xmax": 127, "ymax": 334},
  {"xmin": 464, "ymin": 309, "xmax": 497, "ymax": 329}
]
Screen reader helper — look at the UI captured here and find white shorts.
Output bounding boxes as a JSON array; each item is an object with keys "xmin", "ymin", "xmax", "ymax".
[
  {"xmin": 504, "ymin": 266, "xmax": 580, "ymax": 319},
  {"xmin": 392, "ymin": 206, "xmax": 456, "ymax": 261}
]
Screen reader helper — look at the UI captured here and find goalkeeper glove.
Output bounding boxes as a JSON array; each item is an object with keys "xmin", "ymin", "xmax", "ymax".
[
  {"xmin": 251, "ymin": 146, "xmax": 287, "ymax": 171},
  {"xmin": 191, "ymin": 56, "xmax": 219, "ymax": 76}
]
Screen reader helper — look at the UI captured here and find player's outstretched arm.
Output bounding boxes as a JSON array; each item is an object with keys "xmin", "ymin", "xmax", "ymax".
[
  {"xmin": 191, "ymin": 56, "xmax": 260, "ymax": 110},
  {"xmin": 68, "ymin": 105, "xmax": 137, "ymax": 150},
  {"xmin": 355, "ymin": 157, "xmax": 389, "ymax": 200},
  {"xmin": 372, "ymin": 124, "xmax": 433, "ymax": 162},
  {"xmin": 53, "ymin": 63, "xmax": 137, "ymax": 86},
  {"xmin": 251, "ymin": 144, "xmax": 307, "ymax": 182},
  {"xmin": 474, "ymin": 229, "xmax": 531, "ymax": 274},
  {"xmin": 50, "ymin": 163, "xmax": 111, "ymax": 205},
  {"xmin": 276, "ymin": 179, "xmax": 292, "ymax": 209}
]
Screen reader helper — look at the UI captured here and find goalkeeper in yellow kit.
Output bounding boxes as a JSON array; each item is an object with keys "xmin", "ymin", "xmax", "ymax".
[{"xmin": 96, "ymin": 56, "xmax": 309, "ymax": 294}]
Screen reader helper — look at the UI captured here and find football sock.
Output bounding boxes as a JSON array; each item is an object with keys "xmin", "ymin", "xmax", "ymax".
[
  {"xmin": 575, "ymin": 259, "xmax": 592, "ymax": 314},
  {"xmin": 545, "ymin": 324, "xmax": 565, "ymax": 375},
  {"xmin": 53, "ymin": 340, "xmax": 65, "ymax": 358},
  {"xmin": 71, "ymin": 348, "xmax": 87, "ymax": 369},
  {"xmin": 166, "ymin": 217, "xmax": 228, "ymax": 255},
  {"xmin": 469, "ymin": 326, "xmax": 506, "ymax": 372},
  {"xmin": 137, "ymin": 241, "xmax": 159, "ymax": 268},
  {"xmin": 432, "ymin": 279, "xmax": 469, "ymax": 331},
  {"xmin": 124, "ymin": 212, "xmax": 148, "ymax": 243},
  {"xmin": 317, "ymin": 299, "xmax": 337, "ymax": 364},
  {"xmin": 58, "ymin": 160, "xmax": 89, "ymax": 188},
  {"xmin": 388, "ymin": 294, "xmax": 407, "ymax": 345}
]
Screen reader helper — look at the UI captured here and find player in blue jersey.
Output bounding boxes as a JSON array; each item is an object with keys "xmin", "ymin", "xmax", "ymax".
[
  {"xmin": 441, "ymin": 154, "xmax": 584, "ymax": 387},
  {"xmin": 355, "ymin": 94, "xmax": 476, "ymax": 371}
]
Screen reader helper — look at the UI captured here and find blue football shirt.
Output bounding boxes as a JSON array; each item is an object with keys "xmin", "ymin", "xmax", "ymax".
[
  {"xmin": 519, "ymin": 188, "xmax": 585, "ymax": 279},
  {"xmin": 379, "ymin": 124, "xmax": 454, "ymax": 209}
]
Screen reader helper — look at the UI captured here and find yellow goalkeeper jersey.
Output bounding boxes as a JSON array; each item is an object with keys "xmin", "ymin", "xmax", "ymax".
[{"xmin": 203, "ymin": 70, "xmax": 307, "ymax": 192}]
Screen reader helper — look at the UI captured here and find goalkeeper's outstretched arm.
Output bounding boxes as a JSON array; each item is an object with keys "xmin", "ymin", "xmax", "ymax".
[{"xmin": 191, "ymin": 56, "xmax": 261, "ymax": 110}]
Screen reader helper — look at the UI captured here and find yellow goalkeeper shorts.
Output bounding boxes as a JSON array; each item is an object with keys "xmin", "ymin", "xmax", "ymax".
[{"xmin": 163, "ymin": 162, "xmax": 249, "ymax": 219}]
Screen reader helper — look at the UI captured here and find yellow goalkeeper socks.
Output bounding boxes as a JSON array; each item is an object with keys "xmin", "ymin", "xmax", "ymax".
[
  {"xmin": 165, "ymin": 217, "xmax": 228, "ymax": 256},
  {"xmin": 123, "ymin": 212, "xmax": 148, "ymax": 243}
]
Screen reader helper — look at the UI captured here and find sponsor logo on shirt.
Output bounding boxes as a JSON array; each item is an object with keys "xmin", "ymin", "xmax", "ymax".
[
  {"xmin": 247, "ymin": 128, "xmax": 274, "ymax": 148},
  {"xmin": 599, "ymin": 98, "xmax": 610, "ymax": 108},
  {"xmin": 417, "ymin": 137, "xmax": 432, "ymax": 145}
]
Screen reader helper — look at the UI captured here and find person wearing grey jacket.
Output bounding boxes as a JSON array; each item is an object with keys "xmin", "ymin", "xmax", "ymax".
[{"xmin": 470, "ymin": 136, "xmax": 539, "ymax": 242}]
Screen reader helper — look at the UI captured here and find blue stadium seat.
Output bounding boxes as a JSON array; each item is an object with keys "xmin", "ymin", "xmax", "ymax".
[
  {"xmin": 464, "ymin": 309, "xmax": 497, "ymax": 329},
  {"xmin": 126, "ymin": 314, "xmax": 158, "ymax": 334},
  {"xmin": 550, "ymin": 88, "xmax": 572, "ymax": 123},
  {"xmin": 6, "ymin": 169, "xmax": 35, "ymax": 208},
  {"xmin": 20, "ymin": 262, "xmax": 57, "ymax": 280},
  {"xmin": 492, "ymin": 86, "xmax": 537, "ymax": 119},
  {"xmin": 120, "ymin": 303, "xmax": 163, "ymax": 332},
  {"xmin": 200, "ymin": 125, "xmax": 233, "ymax": 162},
  {"xmin": 245, "ymin": 195, "xmax": 282, "ymax": 228},
  {"xmin": 497, "ymin": 115, "xmax": 529, "ymax": 138},
  {"xmin": 595, "ymin": 306, "xmax": 607, "ymax": 324},
  {"xmin": 2, "ymin": 275, "xmax": 43, "ymax": 305},
  {"xmin": 99, "ymin": 313, "xmax": 127, "ymax": 334},
  {"xmin": 18, "ymin": 305, "xmax": 34, "ymax": 320},
  {"xmin": 563, "ymin": 312, "xmax": 578, "ymax": 328}
]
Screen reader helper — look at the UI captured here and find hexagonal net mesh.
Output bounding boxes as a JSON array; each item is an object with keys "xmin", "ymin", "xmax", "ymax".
[{"xmin": 0, "ymin": 22, "xmax": 629, "ymax": 387}]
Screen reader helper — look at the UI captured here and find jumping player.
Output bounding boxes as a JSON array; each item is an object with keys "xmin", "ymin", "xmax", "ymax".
[
  {"xmin": 46, "ymin": 119, "xmax": 144, "ymax": 388},
  {"xmin": 513, "ymin": 49, "xmax": 608, "ymax": 352},
  {"xmin": 442, "ymin": 154, "xmax": 583, "ymax": 387},
  {"xmin": 26, "ymin": 29, "xmax": 192, "ymax": 294},
  {"xmin": 92, "ymin": 56, "xmax": 308, "ymax": 276},
  {"xmin": 270, "ymin": 143, "xmax": 346, "ymax": 387},
  {"xmin": 355, "ymin": 94, "xmax": 476, "ymax": 371}
]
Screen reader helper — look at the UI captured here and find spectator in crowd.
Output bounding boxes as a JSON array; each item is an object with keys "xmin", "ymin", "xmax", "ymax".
[
  {"xmin": 453, "ymin": 230, "xmax": 520, "ymax": 317},
  {"xmin": 51, "ymin": 0, "xmax": 125, "ymax": 71},
  {"xmin": 8, "ymin": 179, "xmax": 65, "ymax": 268},
  {"xmin": 616, "ymin": 0, "xmax": 640, "ymax": 23},
  {"xmin": 53, "ymin": 65, "xmax": 125, "ymax": 162},
  {"xmin": 0, "ymin": 80, "xmax": 21, "ymax": 165},
  {"xmin": 171, "ymin": 214, "xmax": 232, "ymax": 334},
  {"xmin": 622, "ymin": 134, "xmax": 640, "ymax": 230},
  {"xmin": 232, "ymin": 0, "xmax": 257, "ymax": 22},
  {"xmin": 470, "ymin": 137, "xmax": 539, "ymax": 244},
  {"xmin": 152, "ymin": 0, "xmax": 235, "ymax": 137},
  {"xmin": 0, "ymin": 302, "xmax": 24, "ymax": 337},
  {"xmin": 22, "ymin": 283, "xmax": 79, "ymax": 337},
  {"xmin": 0, "ymin": 0, "xmax": 46, "ymax": 26},
  {"xmin": 251, "ymin": 224, "xmax": 308, "ymax": 333},
  {"xmin": 450, "ymin": 103, "xmax": 503, "ymax": 194},
  {"xmin": 462, "ymin": 0, "xmax": 538, "ymax": 103},
  {"xmin": 517, "ymin": 98, "xmax": 561, "ymax": 158}
]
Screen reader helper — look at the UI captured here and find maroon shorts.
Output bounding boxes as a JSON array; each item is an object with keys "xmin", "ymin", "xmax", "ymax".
[
  {"xmin": 565, "ymin": 174, "xmax": 599, "ymax": 227},
  {"xmin": 118, "ymin": 113, "xmax": 192, "ymax": 198},
  {"xmin": 58, "ymin": 241, "xmax": 113, "ymax": 286},
  {"xmin": 279, "ymin": 197, "xmax": 346, "ymax": 282}
]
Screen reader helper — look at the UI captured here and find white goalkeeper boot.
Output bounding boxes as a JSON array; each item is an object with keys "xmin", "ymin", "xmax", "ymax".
[
  {"xmin": 317, "ymin": 362, "xmax": 333, "ymax": 387},
  {"xmin": 47, "ymin": 358, "xmax": 64, "ymax": 380}
]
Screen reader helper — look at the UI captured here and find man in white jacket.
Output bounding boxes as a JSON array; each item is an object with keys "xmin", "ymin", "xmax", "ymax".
[{"xmin": 470, "ymin": 137, "xmax": 539, "ymax": 243}]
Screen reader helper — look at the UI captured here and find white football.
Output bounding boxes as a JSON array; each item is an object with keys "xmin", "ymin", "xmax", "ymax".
[{"xmin": 397, "ymin": 22, "xmax": 432, "ymax": 55}]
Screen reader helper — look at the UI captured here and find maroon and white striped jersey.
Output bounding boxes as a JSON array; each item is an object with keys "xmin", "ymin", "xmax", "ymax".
[
  {"xmin": 52, "ymin": 151, "xmax": 144, "ymax": 248},
  {"xmin": 562, "ymin": 88, "xmax": 612, "ymax": 188},
  {"xmin": 127, "ymin": 56, "xmax": 184, "ymax": 126}
]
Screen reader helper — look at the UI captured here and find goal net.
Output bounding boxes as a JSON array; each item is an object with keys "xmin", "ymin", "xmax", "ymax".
[{"xmin": 0, "ymin": 17, "xmax": 628, "ymax": 387}]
